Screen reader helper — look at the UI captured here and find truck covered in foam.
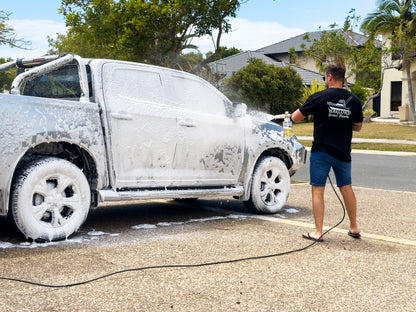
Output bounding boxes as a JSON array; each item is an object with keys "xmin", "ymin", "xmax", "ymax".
[{"xmin": 0, "ymin": 54, "xmax": 306, "ymax": 241}]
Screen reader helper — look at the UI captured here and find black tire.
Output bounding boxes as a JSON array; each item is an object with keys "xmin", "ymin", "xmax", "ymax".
[
  {"xmin": 10, "ymin": 157, "xmax": 91, "ymax": 241},
  {"xmin": 244, "ymin": 157, "xmax": 290, "ymax": 213}
]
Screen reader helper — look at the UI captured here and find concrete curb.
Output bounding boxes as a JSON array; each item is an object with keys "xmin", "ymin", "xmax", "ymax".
[
  {"xmin": 302, "ymin": 146, "xmax": 416, "ymax": 157},
  {"xmin": 297, "ymin": 136, "xmax": 416, "ymax": 157},
  {"xmin": 297, "ymin": 136, "xmax": 416, "ymax": 145},
  {"xmin": 350, "ymin": 149, "xmax": 416, "ymax": 156}
]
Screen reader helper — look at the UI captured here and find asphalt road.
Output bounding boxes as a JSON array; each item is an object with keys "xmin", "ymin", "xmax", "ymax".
[{"xmin": 292, "ymin": 151, "xmax": 416, "ymax": 192}]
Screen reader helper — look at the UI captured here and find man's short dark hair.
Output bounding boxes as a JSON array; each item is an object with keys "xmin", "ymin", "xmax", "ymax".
[{"xmin": 325, "ymin": 63, "xmax": 346, "ymax": 81}]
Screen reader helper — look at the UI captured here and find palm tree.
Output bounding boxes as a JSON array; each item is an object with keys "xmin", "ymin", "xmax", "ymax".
[{"xmin": 361, "ymin": 0, "xmax": 416, "ymax": 122}]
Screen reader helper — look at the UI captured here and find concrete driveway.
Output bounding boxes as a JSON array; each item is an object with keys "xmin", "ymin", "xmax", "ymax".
[{"xmin": 0, "ymin": 184, "xmax": 415, "ymax": 312}]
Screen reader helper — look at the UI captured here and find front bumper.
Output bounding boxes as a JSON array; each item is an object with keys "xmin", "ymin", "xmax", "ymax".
[{"xmin": 289, "ymin": 141, "xmax": 307, "ymax": 175}]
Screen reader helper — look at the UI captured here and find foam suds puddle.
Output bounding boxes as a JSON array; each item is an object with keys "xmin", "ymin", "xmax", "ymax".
[{"xmin": 0, "ymin": 207, "xmax": 299, "ymax": 249}]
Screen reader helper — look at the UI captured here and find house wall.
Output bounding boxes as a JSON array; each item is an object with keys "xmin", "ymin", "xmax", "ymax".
[
  {"xmin": 293, "ymin": 54, "xmax": 317, "ymax": 73},
  {"xmin": 280, "ymin": 53, "xmax": 356, "ymax": 84},
  {"xmin": 380, "ymin": 32, "xmax": 415, "ymax": 120},
  {"xmin": 269, "ymin": 53, "xmax": 317, "ymax": 71},
  {"xmin": 396, "ymin": 65, "xmax": 416, "ymax": 121},
  {"xmin": 380, "ymin": 67, "xmax": 402, "ymax": 118}
]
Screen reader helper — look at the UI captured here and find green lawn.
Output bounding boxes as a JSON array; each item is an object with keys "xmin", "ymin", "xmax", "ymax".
[{"xmin": 293, "ymin": 121, "xmax": 416, "ymax": 153}]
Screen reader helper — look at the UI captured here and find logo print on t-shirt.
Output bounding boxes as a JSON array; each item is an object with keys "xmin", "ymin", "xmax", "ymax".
[{"xmin": 327, "ymin": 96, "xmax": 352, "ymax": 119}]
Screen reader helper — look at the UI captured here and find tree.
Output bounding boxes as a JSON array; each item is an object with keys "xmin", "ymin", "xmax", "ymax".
[
  {"xmin": 51, "ymin": 0, "xmax": 243, "ymax": 72},
  {"xmin": 223, "ymin": 58, "xmax": 303, "ymax": 114},
  {"xmin": 361, "ymin": 0, "xmax": 416, "ymax": 121},
  {"xmin": 176, "ymin": 52, "xmax": 205, "ymax": 71},
  {"xmin": 302, "ymin": 29, "xmax": 354, "ymax": 71},
  {"xmin": 302, "ymin": 11, "xmax": 382, "ymax": 90},
  {"xmin": 0, "ymin": 10, "xmax": 29, "ymax": 48},
  {"xmin": 205, "ymin": 46, "xmax": 243, "ymax": 62},
  {"xmin": 0, "ymin": 11, "xmax": 24, "ymax": 92},
  {"xmin": 0, "ymin": 57, "xmax": 14, "ymax": 92}
]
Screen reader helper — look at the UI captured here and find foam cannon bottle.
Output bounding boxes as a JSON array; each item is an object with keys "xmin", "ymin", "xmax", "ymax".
[{"xmin": 283, "ymin": 111, "xmax": 293, "ymax": 138}]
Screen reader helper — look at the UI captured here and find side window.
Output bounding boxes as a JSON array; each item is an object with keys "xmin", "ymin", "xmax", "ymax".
[
  {"xmin": 103, "ymin": 65, "xmax": 163, "ymax": 107},
  {"xmin": 23, "ymin": 64, "xmax": 90, "ymax": 99},
  {"xmin": 165, "ymin": 75, "xmax": 226, "ymax": 116}
]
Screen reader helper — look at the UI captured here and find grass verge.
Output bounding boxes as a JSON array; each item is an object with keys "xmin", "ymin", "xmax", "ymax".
[
  {"xmin": 294, "ymin": 121, "xmax": 416, "ymax": 153},
  {"xmin": 293, "ymin": 121, "xmax": 415, "ymax": 141}
]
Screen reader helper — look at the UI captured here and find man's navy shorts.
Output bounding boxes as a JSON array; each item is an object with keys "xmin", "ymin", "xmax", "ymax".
[{"xmin": 309, "ymin": 152, "xmax": 351, "ymax": 187}]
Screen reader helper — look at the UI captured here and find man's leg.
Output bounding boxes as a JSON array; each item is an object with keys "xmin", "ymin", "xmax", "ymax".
[
  {"xmin": 311, "ymin": 185, "xmax": 326, "ymax": 238},
  {"xmin": 339, "ymin": 184, "xmax": 359, "ymax": 234},
  {"xmin": 305, "ymin": 152, "xmax": 330, "ymax": 241}
]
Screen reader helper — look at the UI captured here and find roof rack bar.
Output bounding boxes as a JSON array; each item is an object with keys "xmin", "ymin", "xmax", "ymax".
[
  {"xmin": 16, "ymin": 55, "xmax": 61, "ymax": 68},
  {"xmin": 0, "ymin": 55, "xmax": 62, "ymax": 73},
  {"xmin": 0, "ymin": 61, "xmax": 17, "ymax": 72}
]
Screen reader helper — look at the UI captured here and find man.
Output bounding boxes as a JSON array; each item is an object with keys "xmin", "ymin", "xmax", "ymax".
[{"xmin": 291, "ymin": 63, "xmax": 363, "ymax": 242}]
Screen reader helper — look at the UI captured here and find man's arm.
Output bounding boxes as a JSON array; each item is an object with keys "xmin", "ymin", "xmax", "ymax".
[
  {"xmin": 291, "ymin": 109, "xmax": 305, "ymax": 123},
  {"xmin": 352, "ymin": 122, "xmax": 362, "ymax": 132}
]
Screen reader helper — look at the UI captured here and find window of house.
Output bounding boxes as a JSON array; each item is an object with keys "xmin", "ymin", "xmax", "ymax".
[{"xmin": 390, "ymin": 81, "xmax": 402, "ymax": 111}]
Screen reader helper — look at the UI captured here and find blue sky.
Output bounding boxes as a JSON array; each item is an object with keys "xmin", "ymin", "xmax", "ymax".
[{"xmin": 0, "ymin": 0, "xmax": 378, "ymax": 59}]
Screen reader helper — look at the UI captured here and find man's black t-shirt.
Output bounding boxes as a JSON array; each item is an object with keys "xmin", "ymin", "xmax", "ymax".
[{"xmin": 299, "ymin": 88, "xmax": 363, "ymax": 162}]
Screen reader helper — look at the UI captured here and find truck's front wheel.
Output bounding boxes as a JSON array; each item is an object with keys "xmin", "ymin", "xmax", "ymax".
[
  {"xmin": 10, "ymin": 157, "xmax": 91, "ymax": 241},
  {"xmin": 244, "ymin": 157, "xmax": 290, "ymax": 213}
]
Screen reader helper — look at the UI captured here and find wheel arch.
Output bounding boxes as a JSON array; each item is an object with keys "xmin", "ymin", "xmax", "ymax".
[
  {"xmin": 256, "ymin": 148, "xmax": 293, "ymax": 171},
  {"xmin": 7, "ymin": 141, "xmax": 99, "ymax": 214},
  {"xmin": 241, "ymin": 147, "xmax": 293, "ymax": 202}
]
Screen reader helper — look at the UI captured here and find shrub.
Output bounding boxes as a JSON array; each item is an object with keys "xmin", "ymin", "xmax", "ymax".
[
  {"xmin": 363, "ymin": 109, "xmax": 376, "ymax": 122},
  {"xmin": 350, "ymin": 83, "xmax": 370, "ymax": 104},
  {"xmin": 223, "ymin": 58, "xmax": 303, "ymax": 115},
  {"xmin": 300, "ymin": 79, "xmax": 326, "ymax": 104}
]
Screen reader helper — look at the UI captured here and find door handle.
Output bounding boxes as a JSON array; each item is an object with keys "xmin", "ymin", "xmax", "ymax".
[
  {"xmin": 111, "ymin": 112, "xmax": 133, "ymax": 120},
  {"xmin": 178, "ymin": 119, "xmax": 197, "ymax": 127}
]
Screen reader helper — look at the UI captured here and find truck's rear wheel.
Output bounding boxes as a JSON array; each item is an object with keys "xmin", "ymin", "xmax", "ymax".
[
  {"xmin": 244, "ymin": 157, "xmax": 290, "ymax": 213},
  {"xmin": 10, "ymin": 157, "xmax": 91, "ymax": 241}
]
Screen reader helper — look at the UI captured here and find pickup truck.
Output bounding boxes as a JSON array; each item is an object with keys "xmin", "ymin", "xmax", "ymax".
[{"xmin": 0, "ymin": 53, "xmax": 306, "ymax": 241}]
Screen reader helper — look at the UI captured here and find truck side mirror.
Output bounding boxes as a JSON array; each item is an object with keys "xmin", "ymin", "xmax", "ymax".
[{"xmin": 233, "ymin": 103, "xmax": 247, "ymax": 118}]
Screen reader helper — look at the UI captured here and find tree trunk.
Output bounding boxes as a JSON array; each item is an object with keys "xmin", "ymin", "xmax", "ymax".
[
  {"xmin": 405, "ymin": 64, "xmax": 416, "ymax": 122},
  {"xmin": 190, "ymin": 15, "xmax": 225, "ymax": 74},
  {"xmin": 363, "ymin": 65, "xmax": 387, "ymax": 110}
]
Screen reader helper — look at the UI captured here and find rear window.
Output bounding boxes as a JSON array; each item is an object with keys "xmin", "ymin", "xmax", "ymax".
[{"xmin": 22, "ymin": 64, "xmax": 91, "ymax": 99}]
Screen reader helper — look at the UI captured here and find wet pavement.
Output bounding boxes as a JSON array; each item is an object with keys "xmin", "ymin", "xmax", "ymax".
[{"xmin": 0, "ymin": 183, "xmax": 415, "ymax": 311}]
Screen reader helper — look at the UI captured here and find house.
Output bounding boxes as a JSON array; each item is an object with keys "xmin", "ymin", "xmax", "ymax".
[
  {"xmin": 209, "ymin": 30, "xmax": 398, "ymax": 116},
  {"xmin": 209, "ymin": 30, "xmax": 373, "ymax": 87},
  {"xmin": 208, "ymin": 50, "xmax": 324, "ymax": 86},
  {"xmin": 379, "ymin": 33, "xmax": 415, "ymax": 121}
]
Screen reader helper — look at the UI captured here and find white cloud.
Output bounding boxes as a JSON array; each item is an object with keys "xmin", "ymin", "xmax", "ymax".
[
  {"xmin": 0, "ymin": 19, "xmax": 67, "ymax": 59},
  {"xmin": 0, "ymin": 18, "xmax": 306, "ymax": 59},
  {"xmin": 189, "ymin": 18, "xmax": 305, "ymax": 54}
]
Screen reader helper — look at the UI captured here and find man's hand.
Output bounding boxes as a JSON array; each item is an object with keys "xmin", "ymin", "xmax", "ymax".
[{"xmin": 352, "ymin": 122, "xmax": 362, "ymax": 132}]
